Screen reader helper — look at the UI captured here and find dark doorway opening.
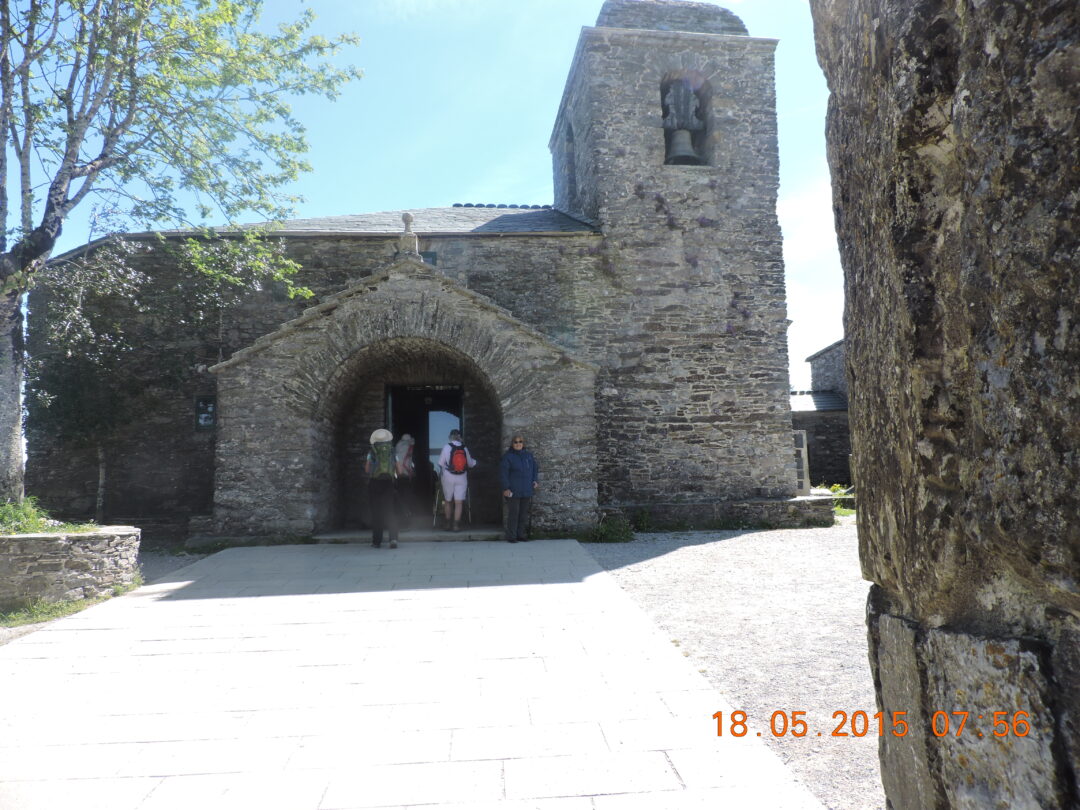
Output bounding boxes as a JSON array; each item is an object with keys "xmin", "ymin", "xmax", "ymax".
[
  {"xmin": 331, "ymin": 339, "xmax": 503, "ymax": 532},
  {"xmin": 388, "ymin": 385, "xmax": 462, "ymax": 527}
]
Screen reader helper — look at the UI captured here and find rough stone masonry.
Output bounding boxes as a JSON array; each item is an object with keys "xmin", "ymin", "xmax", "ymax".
[
  {"xmin": 0, "ymin": 528, "xmax": 141, "ymax": 612},
  {"xmin": 810, "ymin": 0, "xmax": 1079, "ymax": 806}
]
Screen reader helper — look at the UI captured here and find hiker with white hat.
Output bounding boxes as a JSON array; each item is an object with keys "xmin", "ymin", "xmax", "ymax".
[{"xmin": 364, "ymin": 428, "xmax": 399, "ymax": 548}]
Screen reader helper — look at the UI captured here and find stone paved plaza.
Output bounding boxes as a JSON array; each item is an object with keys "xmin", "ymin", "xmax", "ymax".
[{"xmin": 0, "ymin": 540, "xmax": 821, "ymax": 809}]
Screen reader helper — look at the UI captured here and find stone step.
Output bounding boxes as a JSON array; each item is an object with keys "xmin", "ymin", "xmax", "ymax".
[{"xmin": 313, "ymin": 526, "xmax": 505, "ymax": 544}]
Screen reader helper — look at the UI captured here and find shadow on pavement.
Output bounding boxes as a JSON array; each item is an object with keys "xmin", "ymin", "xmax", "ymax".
[{"xmin": 140, "ymin": 526, "xmax": 818, "ymax": 602}]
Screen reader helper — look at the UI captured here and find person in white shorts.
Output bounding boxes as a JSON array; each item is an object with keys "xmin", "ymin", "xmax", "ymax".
[{"xmin": 438, "ymin": 429, "xmax": 476, "ymax": 531}]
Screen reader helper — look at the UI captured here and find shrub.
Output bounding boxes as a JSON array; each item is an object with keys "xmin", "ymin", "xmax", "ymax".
[
  {"xmin": 582, "ymin": 514, "xmax": 634, "ymax": 543},
  {"xmin": 630, "ymin": 509, "xmax": 654, "ymax": 532},
  {"xmin": 823, "ymin": 482, "xmax": 856, "ymax": 515}
]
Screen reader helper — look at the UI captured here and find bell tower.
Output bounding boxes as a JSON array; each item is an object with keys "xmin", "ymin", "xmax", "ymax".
[
  {"xmin": 550, "ymin": 0, "xmax": 796, "ymax": 514},
  {"xmin": 551, "ymin": 0, "xmax": 770, "ymax": 231}
]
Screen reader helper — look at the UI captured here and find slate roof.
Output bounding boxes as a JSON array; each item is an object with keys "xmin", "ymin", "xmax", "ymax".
[
  {"xmin": 266, "ymin": 206, "xmax": 597, "ymax": 236},
  {"xmin": 789, "ymin": 390, "xmax": 848, "ymax": 412},
  {"xmin": 46, "ymin": 206, "xmax": 597, "ymax": 266}
]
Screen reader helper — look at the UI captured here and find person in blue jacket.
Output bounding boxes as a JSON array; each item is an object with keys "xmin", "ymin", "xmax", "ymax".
[{"xmin": 499, "ymin": 434, "xmax": 540, "ymax": 543}]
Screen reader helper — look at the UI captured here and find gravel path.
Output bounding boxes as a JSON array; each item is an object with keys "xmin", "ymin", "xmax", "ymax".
[{"xmin": 585, "ymin": 517, "xmax": 885, "ymax": 810}]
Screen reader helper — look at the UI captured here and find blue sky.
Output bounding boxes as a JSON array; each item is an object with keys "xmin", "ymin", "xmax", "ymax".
[{"xmin": 59, "ymin": 0, "xmax": 843, "ymax": 390}]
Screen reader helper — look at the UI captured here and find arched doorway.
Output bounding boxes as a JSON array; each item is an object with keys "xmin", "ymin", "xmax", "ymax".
[{"xmin": 325, "ymin": 337, "xmax": 503, "ymax": 530}]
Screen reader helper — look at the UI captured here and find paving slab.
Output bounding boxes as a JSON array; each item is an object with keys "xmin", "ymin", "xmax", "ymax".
[{"xmin": 0, "ymin": 540, "xmax": 823, "ymax": 809}]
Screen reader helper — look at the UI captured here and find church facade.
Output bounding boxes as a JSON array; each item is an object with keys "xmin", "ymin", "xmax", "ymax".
[{"xmin": 30, "ymin": 0, "xmax": 822, "ymax": 539}]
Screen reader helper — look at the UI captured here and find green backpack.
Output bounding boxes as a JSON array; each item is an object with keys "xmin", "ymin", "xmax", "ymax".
[{"xmin": 370, "ymin": 441, "xmax": 396, "ymax": 479}]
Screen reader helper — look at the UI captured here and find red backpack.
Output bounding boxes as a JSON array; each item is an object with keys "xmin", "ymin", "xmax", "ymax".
[{"xmin": 448, "ymin": 444, "xmax": 469, "ymax": 474}]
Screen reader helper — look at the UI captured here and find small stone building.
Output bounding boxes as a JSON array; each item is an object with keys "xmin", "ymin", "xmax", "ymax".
[
  {"xmin": 791, "ymin": 339, "xmax": 851, "ymax": 485},
  {"xmin": 29, "ymin": 0, "xmax": 824, "ymax": 539}
]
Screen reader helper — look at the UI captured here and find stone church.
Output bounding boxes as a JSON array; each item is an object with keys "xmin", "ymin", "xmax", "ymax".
[{"xmin": 30, "ymin": 0, "xmax": 824, "ymax": 539}]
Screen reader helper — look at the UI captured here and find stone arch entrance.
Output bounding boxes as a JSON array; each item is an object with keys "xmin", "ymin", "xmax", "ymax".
[
  {"xmin": 323, "ymin": 337, "xmax": 503, "ymax": 530},
  {"xmin": 209, "ymin": 256, "xmax": 599, "ymax": 539}
]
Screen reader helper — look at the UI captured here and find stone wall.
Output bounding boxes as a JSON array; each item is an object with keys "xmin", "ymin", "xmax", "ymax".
[
  {"xmin": 210, "ymin": 256, "xmax": 599, "ymax": 537},
  {"xmin": 553, "ymin": 3, "xmax": 795, "ymax": 509},
  {"xmin": 624, "ymin": 495, "xmax": 833, "ymax": 529},
  {"xmin": 596, "ymin": 0, "xmax": 748, "ymax": 35},
  {"xmin": 0, "ymin": 527, "xmax": 141, "ymax": 611},
  {"xmin": 811, "ymin": 0, "xmax": 1079, "ymax": 806},
  {"xmin": 791, "ymin": 410, "xmax": 851, "ymax": 486},
  {"xmin": 808, "ymin": 339, "xmax": 847, "ymax": 399},
  {"xmin": 27, "ymin": 231, "xmax": 595, "ymax": 526}
]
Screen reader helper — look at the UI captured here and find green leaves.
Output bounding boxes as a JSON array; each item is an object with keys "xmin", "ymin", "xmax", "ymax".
[
  {"xmin": 1, "ymin": 0, "xmax": 362, "ymax": 286},
  {"xmin": 164, "ymin": 227, "xmax": 313, "ymax": 314},
  {"xmin": 26, "ymin": 229, "xmax": 308, "ymax": 449}
]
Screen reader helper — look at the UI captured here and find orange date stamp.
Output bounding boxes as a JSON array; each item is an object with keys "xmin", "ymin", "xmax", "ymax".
[{"xmin": 712, "ymin": 710, "xmax": 1032, "ymax": 739}]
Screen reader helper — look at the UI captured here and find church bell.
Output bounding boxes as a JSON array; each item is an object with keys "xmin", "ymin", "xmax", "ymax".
[{"xmin": 665, "ymin": 128, "xmax": 703, "ymax": 165}]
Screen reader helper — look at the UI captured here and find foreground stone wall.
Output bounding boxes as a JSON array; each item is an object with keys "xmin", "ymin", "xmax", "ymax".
[
  {"xmin": 811, "ymin": 0, "xmax": 1079, "ymax": 806},
  {"xmin": 0, "ymin": 528, "xmax": 141, "ymax": 611}
]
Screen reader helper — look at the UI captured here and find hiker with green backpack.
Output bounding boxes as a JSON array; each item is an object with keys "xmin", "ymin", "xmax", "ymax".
[{"xmin": 365, "ymin": 428, "xmax": 399, "ymax": 548}]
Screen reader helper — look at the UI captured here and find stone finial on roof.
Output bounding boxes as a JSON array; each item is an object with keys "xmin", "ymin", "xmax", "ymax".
[{"xmin": 398, "ymin": 212, "xmax": 420, "ymax": 256}]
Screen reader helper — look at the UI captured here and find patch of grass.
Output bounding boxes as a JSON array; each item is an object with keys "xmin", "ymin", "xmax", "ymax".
[
  {"xmin": 0, "ymin": 575, "xmax": 143, "ymax": 628},
  {"xmin": 580, "ymin": 514, "xmax": 635, "ymax": 543},
  {"xmin": 0, "ymin": 497, "xmax": 97, "ymax": 534},
  {"xmin": 817, "ymin": 482, "xmax": 856, "ymax": 517}
]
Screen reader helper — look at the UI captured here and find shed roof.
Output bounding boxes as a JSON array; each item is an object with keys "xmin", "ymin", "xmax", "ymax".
[{"xmin": 790, "ymin": 390, "xmax": 848, "ymax": 412}]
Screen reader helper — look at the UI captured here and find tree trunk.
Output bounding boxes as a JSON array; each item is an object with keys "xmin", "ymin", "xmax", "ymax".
[
  {"xmin": 0, "ymin": 291, "xmax": 24, "ymax": 502},
  {"xmin": 95, "ymin": 443, "xmax": 106, "ymax": 524}
]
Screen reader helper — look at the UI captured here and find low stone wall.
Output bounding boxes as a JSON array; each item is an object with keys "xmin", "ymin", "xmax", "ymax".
[
  {"xmin": 618, "ymin": 497, "xmax": 835, "ymax": 529},
  {"xmin": 0, "ymin": 527, "xmax": 141, "ymax": 612}
]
